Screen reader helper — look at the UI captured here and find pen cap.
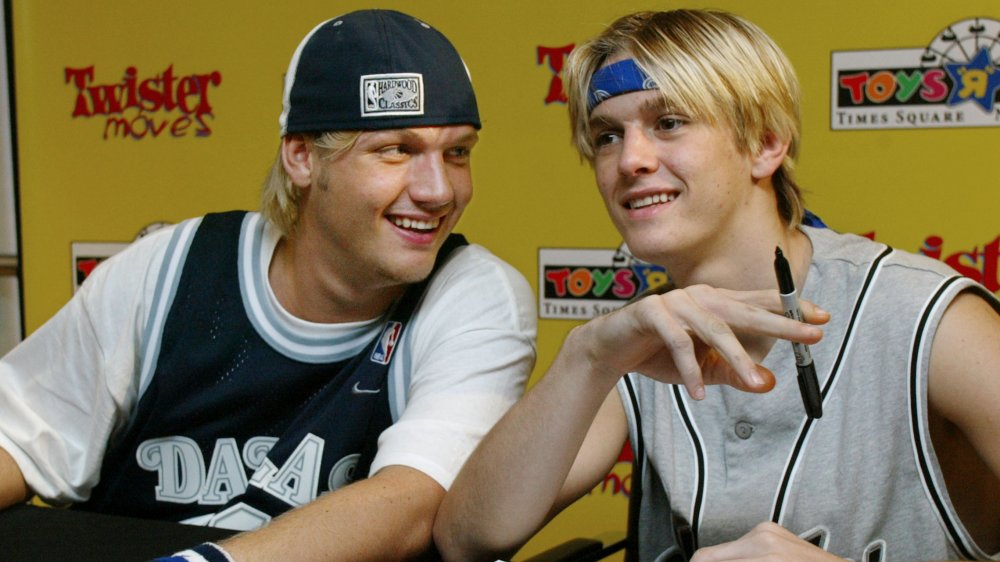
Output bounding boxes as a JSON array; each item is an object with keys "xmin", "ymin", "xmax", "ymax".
[{"xmin": 774, "ymin": 247, "xmax": 796, "ymax": 294}]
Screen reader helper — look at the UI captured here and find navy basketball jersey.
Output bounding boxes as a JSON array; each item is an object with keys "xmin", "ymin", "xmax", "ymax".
[{"xmin": 77, "ymin": 211, "xmax": 466, "ymax": 529}]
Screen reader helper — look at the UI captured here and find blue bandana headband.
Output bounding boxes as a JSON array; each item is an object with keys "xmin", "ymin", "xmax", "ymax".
[{"xmin": 587, "ymin": 58, "xmax": 659, "ymax": 112}]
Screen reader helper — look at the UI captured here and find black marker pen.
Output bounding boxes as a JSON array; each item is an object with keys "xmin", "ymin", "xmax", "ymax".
[{"xmin": 774, "ymin": 247, "xmax": 823, "ymax": 419}]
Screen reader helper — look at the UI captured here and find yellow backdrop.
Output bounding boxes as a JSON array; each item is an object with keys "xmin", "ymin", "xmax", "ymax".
[{"xmin": 12, "ymin": 1, "xmax": 999, "ymax": 559}]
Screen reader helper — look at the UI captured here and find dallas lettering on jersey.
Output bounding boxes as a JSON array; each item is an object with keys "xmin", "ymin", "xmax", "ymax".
[{"xmin": 137, "ymin": 434, "xmax": 358, "ymax": 528}]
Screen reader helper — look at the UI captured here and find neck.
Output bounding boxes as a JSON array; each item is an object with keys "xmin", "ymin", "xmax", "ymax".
[
  {"xmin": 268, "ymin": 235, "xmax": 403, "ymax": 324},
  {"xmin": 660, "ymin": 206, "xmax": 812, "ymax": 292}
]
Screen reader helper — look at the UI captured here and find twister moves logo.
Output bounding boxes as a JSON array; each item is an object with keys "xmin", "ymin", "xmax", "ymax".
[
  {"xmin": 65, "ymin": 65, "xmax": 222, "ymax": 139},
  {"xmin": 832, "ymin": 17, "xmax": 1000, "ymax": 129},
  {"xmin": 539, "ymin": 245, "xmax": 669, "ymax": 320}
]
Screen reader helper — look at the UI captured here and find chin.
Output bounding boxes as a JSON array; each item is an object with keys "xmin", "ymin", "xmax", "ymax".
[
  {"xmin": 620, "ymin": 232, "xmax": 661, "ymax": 257},
  {"xmin": 625, "ymin": 238, "xmax": 681, "ymax": 267}
]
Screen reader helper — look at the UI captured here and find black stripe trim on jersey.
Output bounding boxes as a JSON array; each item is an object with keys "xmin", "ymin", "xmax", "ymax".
[
  {"xmin": 672, "ymin": 384, "xmax": 705, "ymax": 549},
  {"xmin": 622, "ymin": 376, "xmax": 644, "ymax": 487},
  {"xmin": 621, "ymin": 375, "xmax": 644, "ymax": 562},
  {"xmin": 771, "ymin": 246, "xmax": 893, "ymax": 523},
  {"xmin": 908, "ymin": 276, "xmax": 976, "ymax": 560}
]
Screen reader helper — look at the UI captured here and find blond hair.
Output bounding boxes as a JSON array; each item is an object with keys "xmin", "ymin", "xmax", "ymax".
[
  {"xmin": 565, "ymin": 10, "xmax": 804, "ymax": 226},
  {"xmin": 259, "ymin": 131, "xmax": 363, "ymax": 236}
]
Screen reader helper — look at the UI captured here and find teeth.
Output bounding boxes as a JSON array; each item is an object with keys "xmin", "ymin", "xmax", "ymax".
[
  {"xmin": 628, "ymin": 193, "xmax": 676, "ymax": 210},
  {"xmin": 392, "ymin": 217, "xmax": 440, "ymax": 231}
]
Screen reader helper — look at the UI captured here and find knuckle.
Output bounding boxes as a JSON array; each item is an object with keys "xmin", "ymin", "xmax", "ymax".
[
  {"xmin": 708, "ymin": 318, "xmax": 730, "ymax": 336},
  {"xmin": 686, "ymin": 283, "xmax": 713, "ymax": 298},
  {"xmin": 667, "ymin": 332, "xmax": 695, "ymax": 353}
]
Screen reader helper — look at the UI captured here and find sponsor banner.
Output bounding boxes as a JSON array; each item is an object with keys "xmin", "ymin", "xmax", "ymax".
[
  {"xmin": 913, "ymin": 233, "xmax": 999, "ymax": 293},
  {"xmin": 65, "ymin": 65, "xmax": 222, "ymax": 140},
  {"xmin": 831, "ymin": 18, "xmax": 1000, "ymax": 130},
  {"xmin": 538, "ymin": 246, "xmax": 669, "ymax": 320}
]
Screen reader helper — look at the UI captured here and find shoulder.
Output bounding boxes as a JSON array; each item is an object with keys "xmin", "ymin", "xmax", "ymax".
[
  {"xmin": 929, "ymin": 287, "xmax": 1000, "ymax": 407},
  {"xmin": 74, "ymin": 216, "xmax": 229, "ymax": 326},
  {"xmin": 77, "ymin": 221, "xmax": 186, "ymax": 300},
  {"xmin": 433, "ymin": 243, "xmax": 530, "ymax": 288},
  {"xmin": 805, "ymin": 225, "xmax": 967, "ymax": 294},
  {"xmin": 423, "ymin": 243, "xmax": 536, "ymax": 328}
]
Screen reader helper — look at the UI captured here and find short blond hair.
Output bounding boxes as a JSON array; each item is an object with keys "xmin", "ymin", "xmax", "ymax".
[
  {"xmin": 259, "ymin": 131, "xmax": 363, "ymax": 236},
  {"xmin": 565, "ymin": 9, "xmax": 804, "ymax": 226}
]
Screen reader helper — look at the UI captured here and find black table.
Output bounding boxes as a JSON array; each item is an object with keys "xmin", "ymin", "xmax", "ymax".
[{"xmin": 0, "ymin": 503, "xmax": 237, "ymax": 561}]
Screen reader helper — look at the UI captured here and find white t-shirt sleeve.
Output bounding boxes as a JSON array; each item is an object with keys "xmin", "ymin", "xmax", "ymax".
[
  {"xmin": 0, "ymin": 226, "xmax": 174, "ymax": 503},
  {"xmin": 369, "ymin": 244, "xmax": 537, "ymax": 489}
]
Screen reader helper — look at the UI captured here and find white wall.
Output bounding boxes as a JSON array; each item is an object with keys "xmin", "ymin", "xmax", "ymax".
[{"xmin": 1, "ymin": 2, "xmax": 23, "ymax": 356}]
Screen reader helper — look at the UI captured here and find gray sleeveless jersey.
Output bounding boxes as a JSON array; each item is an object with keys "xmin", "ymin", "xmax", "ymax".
[{"xmin": 619, "ymin": 226, "xmax": 1000, "ymax": 561}]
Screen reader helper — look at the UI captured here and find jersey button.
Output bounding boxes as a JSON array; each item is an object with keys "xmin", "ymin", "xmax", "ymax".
[{"xmin": 735, "ymin": 420, "xmax": 754, "ymax": 440}]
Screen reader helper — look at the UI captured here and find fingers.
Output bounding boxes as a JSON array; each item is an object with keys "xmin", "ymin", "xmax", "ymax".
[
  {"xmin": 586, "ymin": 285, "xmax": 827, "ymax": 400},
  {"xmin": 798, "ymin": 298, "xmax": 831, "ymax": 326},
  {"xmin": 642, "ymin": 301, "xmax": 707, "ymax": 399},
  {"xmin": 634, "ymin": 286, "xmax": 825, "ymax": 398},
  {"xmin": 692, "ymin": 286, "xmax": 826, "ymax": 345},
  {"xmin": 638, "ymin": 289, "xmax": 763, "ymax": 398},
  {"xmin": 690, "ymin": 522, "xmax": 843, "ymax": 562},
  {"xmin": 711, "ymin": 287, "xmax": 829, "ymax": 324}
]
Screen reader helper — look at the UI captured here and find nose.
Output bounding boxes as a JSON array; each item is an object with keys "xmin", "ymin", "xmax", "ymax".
[
  {"xmin": 409, "ymin": 153, "xmax": 454, "ymax": 210},
  {"xmin": 618, "ymin": 127, "xmax": 659, "ymax": 178}
]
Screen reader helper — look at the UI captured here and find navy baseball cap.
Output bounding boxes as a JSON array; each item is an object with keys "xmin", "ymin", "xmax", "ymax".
[{"xmin": 279, "ymin": 9, "xmax": 481, "ymax": 135}]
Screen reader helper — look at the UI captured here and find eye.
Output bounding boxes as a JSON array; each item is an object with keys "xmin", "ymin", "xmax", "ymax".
[
  {"xmin": 377, "ymin": 144, "xmax": 411, "ymax": 161},
  {"xmin": 592, "ymin": 130, "xmax": 622, "ymax": 149},
  {"xmin": 655, "ymin": 116, "xmax": 686, "ymax": 132},
  {"xmin": 446, "ymin": 145, "xmax": 473, "ymax": 162}
]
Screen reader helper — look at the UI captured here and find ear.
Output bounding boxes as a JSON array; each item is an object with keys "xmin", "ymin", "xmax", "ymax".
[
  {"xmin": 281, "ymin": 135, "xmax": 313, "ymax": 188},
  {"xmin": 750, "ymin": 131, "xmax": 789, "ymax": 181}
]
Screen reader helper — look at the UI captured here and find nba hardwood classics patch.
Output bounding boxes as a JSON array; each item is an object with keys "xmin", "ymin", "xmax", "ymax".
[{"xmin": 361, "ymin": 73, "xmax": 424, "ymax": 117}]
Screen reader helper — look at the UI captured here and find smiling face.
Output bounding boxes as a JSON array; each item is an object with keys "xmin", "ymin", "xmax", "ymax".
[
  {"xmin": 589, "ymin": 89, "xmax": 764, "ymax": 270},
  {"xmin": 295, "ymin": 125, "xmax": 478, "ymax": 292},
  {"xmin": 566, "ymin": 11, "xmax": 806, "ymax": 231}
]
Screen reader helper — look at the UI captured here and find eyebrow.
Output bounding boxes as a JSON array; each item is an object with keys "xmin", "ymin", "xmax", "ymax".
[
  {"xmin": 647, "ymin": 97, "xmax": 673, "ymax": 111},
  {"xmin": 454, "ymin": 130, "xmax": 480, "ymax": 145},
  {"xmin": 367, "ymin": 128, "xmax": 479, "ymax": 146},
  {"xmin": 587, "ymin": 114, "xmax": 615, "ymax": 131},
  {"xmin": 588, "ymin": 96, "xmax": 675, "ymax": 130}
]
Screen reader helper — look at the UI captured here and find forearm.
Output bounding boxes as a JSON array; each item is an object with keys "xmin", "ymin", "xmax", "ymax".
[
  {"xmin": 220, "ymin": 465, "xmax": 444, "ymax": 562},
  {"xmin": 0, "ymin": 446, "xmax": 29, "ymax": 509},
  {"xmin": 435, "ymin": 326, "xmax": 622, "ymax": 561}
]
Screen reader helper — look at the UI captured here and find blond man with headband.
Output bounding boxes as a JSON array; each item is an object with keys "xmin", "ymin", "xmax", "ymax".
[
  {"xmin": 436, "ymin": 9, "xmax": 1000, "ymax": 561},
  {"xmin": 0, "ymin": 9, "xmax": 536, "ymax": 561}
]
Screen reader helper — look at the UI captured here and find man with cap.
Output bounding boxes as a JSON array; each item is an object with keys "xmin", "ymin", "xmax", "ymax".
[{"xmin": 0, "ymin": 9, "xmax": 536, "ymax": 560}]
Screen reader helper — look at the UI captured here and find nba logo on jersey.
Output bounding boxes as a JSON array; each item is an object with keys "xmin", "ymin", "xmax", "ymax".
[{"xmin": 371, "ymin": 321, "xmax": 402, "ymax": 365}]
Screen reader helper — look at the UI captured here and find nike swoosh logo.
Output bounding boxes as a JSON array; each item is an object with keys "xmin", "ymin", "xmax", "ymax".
[{"xmin": 352, "ymin": 382, "xmax": 381, "ymax": 395}]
